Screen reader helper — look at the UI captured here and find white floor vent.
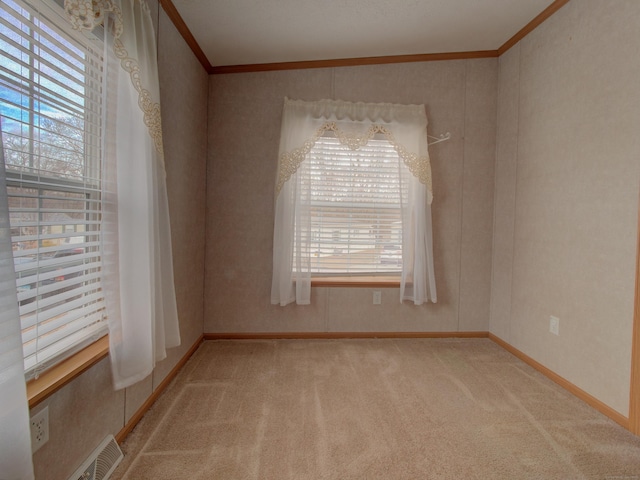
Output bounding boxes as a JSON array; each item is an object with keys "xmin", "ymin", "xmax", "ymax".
[{"xmin": 68, "ymin": 435, "xmax": 123, "ymax": 480}]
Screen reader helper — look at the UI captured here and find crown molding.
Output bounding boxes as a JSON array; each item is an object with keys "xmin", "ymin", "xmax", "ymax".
[
  {"xmin": 498, "ymin": 0, "xmax": 571, "ymax": 55},
  {"xmin": 158, "ymin": 0, "xmax": 212, "ymax": 72},
  {"xmin": 160, "ymin": 0, "xmax": 571, "ymax": 75},
  {"xmin": 209, "ymin": 50, "xmax": 498, "ymax": 75}
]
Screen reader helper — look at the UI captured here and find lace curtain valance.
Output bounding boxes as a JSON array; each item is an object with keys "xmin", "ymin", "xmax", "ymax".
[
  {"xmin": 272, "ymin": 98, "xmax": 437, "ymax": 306},
  {"xmin": 65, "ymin": 0, "xmax": 164, "ymax": 158},
  {"xmin": 276, "ymin": 98, "xmax": 433, "ymax": 203}
]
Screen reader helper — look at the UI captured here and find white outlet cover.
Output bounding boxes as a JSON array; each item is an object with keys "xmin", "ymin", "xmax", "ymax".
[
  {"xmin": 373, "ymin": 291, "xmax": 382, "ymax": 305},
  {"xmin": 30, "ymin": 406, "xmax": 49, "ymax": 453},
  {"xmin": 549, "ymin": 316, "xmax": 560, "ymax": 336}
]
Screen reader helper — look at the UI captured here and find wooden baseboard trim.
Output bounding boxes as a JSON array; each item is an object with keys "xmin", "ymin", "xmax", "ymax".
[
  {"xmin": 204, "ymin": 331, "xmax": 489, "ymax": 340},
  {"xmin": 114, "ymin": 331, "xmax": 631, "ymax": 441},
  {"xmin": 629, "ymin": 186, "xmax": 640, "ymax": 434},
  {"xmin": 489, "ymin": 333, "xmax": 629, "ymax": 430},
  {"xmin": 115, "ymin": 335, "xmax": 204, "ymax": 444}
]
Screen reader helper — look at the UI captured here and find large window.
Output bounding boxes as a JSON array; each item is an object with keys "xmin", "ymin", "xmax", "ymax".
[
  {"xmin": 0, "ymin": 0, "xmax": 107, "ymax": 377},
  {"xmin": 271, "ymin": 98, "xmax": 437, "ymax": 306},
  {"xmin": 301, "ymin": 135, "xmax": 405, "ymax": 275}
]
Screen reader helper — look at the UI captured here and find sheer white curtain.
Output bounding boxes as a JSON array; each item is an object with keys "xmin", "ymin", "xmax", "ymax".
[
  {"xmin": 65, "ymin": 0, "xmax": 180, "ymax": 389},
  {"xmin": 271, "ymin": 98, "xmax": 437, "ymax": 306},
  {"xmin": 0, "ymin": 121, "xmax": 34, "ymax": 479}
]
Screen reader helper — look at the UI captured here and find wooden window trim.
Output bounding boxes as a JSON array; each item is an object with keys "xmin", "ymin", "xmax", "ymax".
[
  {"xmin": 27, "ymin": 335, "xmax": 109, "ymax": 408},
  {"xmin": 311, "ymin": 276, "xmax": 401, "ymax": 288}
]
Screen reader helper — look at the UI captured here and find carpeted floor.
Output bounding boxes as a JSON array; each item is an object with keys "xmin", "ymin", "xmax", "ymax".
[{"xmin": 111, "ymin": 338, "xmax": 640, "ymax": 479}]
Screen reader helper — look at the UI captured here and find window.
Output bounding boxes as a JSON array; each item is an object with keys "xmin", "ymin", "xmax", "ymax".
[
  {"xmin": 301, "ymin": 135, "xmax": 405, "ymax": 275},
  {"xmin": 0, "ymin": 0, "xmax": 107, "ymax": 377},
  {"xmin": 271, "ymin": 98, "xmax": 437, "ymax": 306}
]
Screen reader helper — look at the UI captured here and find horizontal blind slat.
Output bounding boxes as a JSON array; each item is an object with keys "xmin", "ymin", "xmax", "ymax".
[
  {"xmin": 20, "ymin": 291, "xmax": 104, "ymax": 329},
  {"xmin": 14, "ymin": 260, "xmax": 102, "ymax": 288},
  {"xmin": 0, "ymin": 0, "xmax": 102, "ymax": 65},
  {"xmin": 20, "ymin": 300, "xmax": 105, "ymax": 337},
  {"xmin": 0, "ymin": 30, "xmax": 97, "ymax": 93},
  {"xmin": 21, "ymin": 309, "xmax": 104, "ymax": 345},
  {"xmin": 17, "ymin": 269, "xmax": 101, "ymax": 302},
  {"xmin": 19, "ymin": 281, "xmax": 103, "ymax": 317},
  {"xmin": 23, "ymin": 322, "xmax": 107, "ymax": 374}
]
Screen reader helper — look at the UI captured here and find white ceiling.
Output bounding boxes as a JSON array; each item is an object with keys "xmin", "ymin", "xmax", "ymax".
[{"xmin": 170, "ymin": 0, "xmax": 556, "ymax": 68}]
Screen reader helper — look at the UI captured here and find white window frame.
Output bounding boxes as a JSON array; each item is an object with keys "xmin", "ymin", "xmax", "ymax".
[{"xmin": 1, "ymin": 0, "xmax": 107, "ymax": 378}]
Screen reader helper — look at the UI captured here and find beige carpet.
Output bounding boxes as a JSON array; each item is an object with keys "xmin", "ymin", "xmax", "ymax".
[{"xmin": 112, "ymin": 339, "xmax": 640, "ymax": 479}]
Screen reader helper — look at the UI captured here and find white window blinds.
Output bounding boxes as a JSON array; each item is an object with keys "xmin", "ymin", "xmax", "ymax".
[
  {"xmin": 0, "ymin": 0, "xmax": 107, "ymax": 377},
  {"xmin": 300, "ymin": 136, "xmax": 406, "ymax": 275}
]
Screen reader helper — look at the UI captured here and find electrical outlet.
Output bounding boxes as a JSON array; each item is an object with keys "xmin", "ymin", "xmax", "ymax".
[
  {"xmin": 549, "ymin": 316, "xmax": 560, "ymax": 336},
  {"xmin": 30, "ymin": 406, "xmax": 49, "ymax": 453},
  {"xmin": 373, "ymin": 291, "xmax": 382, "ymax": 305}
]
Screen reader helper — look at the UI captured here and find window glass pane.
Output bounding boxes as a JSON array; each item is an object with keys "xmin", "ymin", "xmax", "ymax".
[
  {"xmin": 1, "ymin": 0, "xmax": 107, "ymax": 377},
  {"xmin": 300, "ymin": 136, "xmax": 404, "ymax": 275}
]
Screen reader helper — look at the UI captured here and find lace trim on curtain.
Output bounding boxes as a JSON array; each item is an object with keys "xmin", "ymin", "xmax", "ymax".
[
  {"xmin": 64, "ymin": 0, "xmax": 164, "ymax": 157},
  {"xmin": 276, "ymin": 121, "xmax": 433, "ymax": 199}
]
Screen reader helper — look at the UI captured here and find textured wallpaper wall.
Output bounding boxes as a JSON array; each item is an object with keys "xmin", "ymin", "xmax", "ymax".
[
  {"xmin": 206, "ymin": 59, "xmax": 497, "ymax": 334},
  {"xmin": 491, "ymin": 0, "xmax": 640, "ymax": 416}
]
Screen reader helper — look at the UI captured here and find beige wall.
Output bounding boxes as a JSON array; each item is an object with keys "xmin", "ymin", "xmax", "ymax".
[
  {"xmin": 490, "ymin": 0, "xmax": 640, "ymax": 416},
  {"xmin": 206, "ymin": 59, "xmax": 497, "ymax": 333},
  {"xmin": 29, "ymin": 4, "xmax": 208, "ymax": 479}
]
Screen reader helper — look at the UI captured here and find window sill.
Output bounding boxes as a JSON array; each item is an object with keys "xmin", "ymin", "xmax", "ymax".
[
  {"xmin": 311, "ymin": 276, "xmax": 401, "ymax": 288},
  {"xmin": 27, "ymin": 335, "xmax": 110, "ymax": 408}
]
